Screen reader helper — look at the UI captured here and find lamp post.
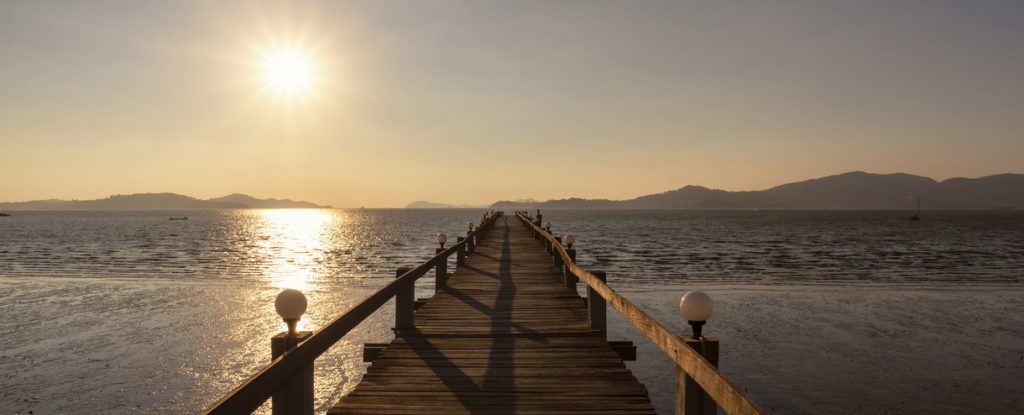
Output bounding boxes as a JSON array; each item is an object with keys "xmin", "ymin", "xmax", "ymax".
[
  {"xmin": 272, "ymin": 289, "xmax": 313, "ymax": 415},
  {"xmin": 435, "ymin": 233, "xmax": 448, "ymax": 289},
  {"xmin": 675, "ymin": 290, "xmax": 718, "ymax": 415}
]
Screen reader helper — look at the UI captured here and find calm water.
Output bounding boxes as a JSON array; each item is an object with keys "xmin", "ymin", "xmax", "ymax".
[
  {"xmin": 4, "ymin": 209, "xmax": 1022, "ymax": 284},
  {"xmin": 1, "ymin": 209, "xmax": 1022, "ymax": 414}
]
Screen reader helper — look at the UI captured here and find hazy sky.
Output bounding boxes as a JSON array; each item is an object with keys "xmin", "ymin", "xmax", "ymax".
[{"xmin": 2, "ymin": 1, "xmax": 1022, "ymax": 207}]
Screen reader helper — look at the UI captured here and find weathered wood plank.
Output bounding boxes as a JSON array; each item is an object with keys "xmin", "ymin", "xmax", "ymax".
[{"xmin": 331, "ymin": 215, "xmax": 655, "ymax": 415}]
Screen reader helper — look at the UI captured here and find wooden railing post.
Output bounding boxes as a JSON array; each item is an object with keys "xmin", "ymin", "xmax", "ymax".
[
  {"xmin": 588, "ymin": 271, "xmax": 607, "ymax": 337},
  {"xmin": 271, "ymin": 332, "xmax": 314, "ymax": 415},
  {"xmin": 456, "ymin": 237, "xmax": 466, "ymax": 266},
  {"xmin": 675, "ymin": 337, "xmax": 720, "ymax": 415},
  {"xmin": 395, "ymin": 267, "xmax": 414, "ymax": 330},
  {"xmin": 435, "ymin": 248, "xmax": 448, "ymax": 290},
  {"xmin": 565, "ymin": 248, "xmax": 578, "ymax": 291},
  {"xmin": 467, "ymin": 231, "xmax": 475, "ymax": 253}
]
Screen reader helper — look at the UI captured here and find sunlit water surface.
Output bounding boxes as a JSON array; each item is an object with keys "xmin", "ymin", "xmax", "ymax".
[{"xmin": 1, "ymin": 209, "xmax": 1022, "ymax": 414}]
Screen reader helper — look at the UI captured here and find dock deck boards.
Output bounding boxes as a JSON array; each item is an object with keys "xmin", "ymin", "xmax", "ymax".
[{"xmin": 329, "ymin": 216, "xmax": 655, "ymax": 414}]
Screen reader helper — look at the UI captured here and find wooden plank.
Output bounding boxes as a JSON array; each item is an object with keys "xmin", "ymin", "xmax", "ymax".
[{"xmin": 330, "ymin": 215, "xmax": 655, "ymax": 415}]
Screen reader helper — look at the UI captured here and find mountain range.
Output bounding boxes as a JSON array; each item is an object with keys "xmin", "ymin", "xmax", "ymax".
[
  {"xmin": 0, "ymin": 193, "xmax": 330, "ymax": 210},
  {"xmin": 2, "ymin": 172, "xmax": 1020, "ymax": 211},
  {"xmin": 489, "ymin": 172, "xmax": 1024, "ymax": 209}
]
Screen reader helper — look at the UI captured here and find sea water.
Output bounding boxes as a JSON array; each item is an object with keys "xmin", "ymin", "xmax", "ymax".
[{"xmin": 1, "ymin": 209, "xmax": 1022, "ymax": 414}]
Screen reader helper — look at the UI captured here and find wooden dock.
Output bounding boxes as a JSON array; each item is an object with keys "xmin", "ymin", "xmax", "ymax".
[
  {"xmin": 204, "ymin": 211, "xmax": 761, "ymax": 415},
  {"xmin": 330, "ymin": 215, "xmax": 654, "ymax": 414}
]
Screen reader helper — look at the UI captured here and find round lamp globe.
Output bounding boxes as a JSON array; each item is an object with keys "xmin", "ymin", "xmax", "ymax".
[
  {"xmin": 679, "ymin": 291, "xmax": 713, "ymax": 322},
  {"xmin": 275, "ymin": 289, "xmax": 308, "ymax": 321}
]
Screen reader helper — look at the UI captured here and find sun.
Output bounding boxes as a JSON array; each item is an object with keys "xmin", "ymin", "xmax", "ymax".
[{"xmin": 260, "ymin": 47, "xmax": 315, "ymax": 98}]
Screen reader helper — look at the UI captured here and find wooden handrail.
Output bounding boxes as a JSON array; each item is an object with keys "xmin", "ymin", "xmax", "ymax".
[
  {"xmin": 203, "ymin": 212, "xmax": 503, "ymax": 414},
  {"xmin": 515, "ymin": 212, "xmax": 763, "ymax": 415}
]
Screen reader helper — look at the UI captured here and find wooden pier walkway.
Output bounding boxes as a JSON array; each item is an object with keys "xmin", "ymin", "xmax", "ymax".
[
  {"xmin": 330, "ymin": 215, "xmax": 655, "ymax": 414},
  {"xmin": 205, "ymin": 211, "xmax": 762, "ymax": 415}
]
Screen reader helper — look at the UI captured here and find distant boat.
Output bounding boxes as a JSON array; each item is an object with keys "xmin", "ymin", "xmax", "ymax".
[
  {"xmin": 0, "ymin": 213, "xmax": 10, "ymax": 217},
  {"xmin": 169, "ymin": 216, "xmax": 189, "ymax": 220},
  {"xmin": 909, "ymin": 198, "xmax": 921, "ymax": 221}
]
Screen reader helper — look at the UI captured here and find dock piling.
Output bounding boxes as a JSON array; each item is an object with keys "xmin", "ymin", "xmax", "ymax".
[
  {"xmin": 395, "ymin": 267, "xmax": 414, "ymax": 330},
  {"xmin": 270, "ymin": 331, "xmax": 313, "ymax": 415},
  {"xmin": 434, "ymin": 248, "xmax": 448, "ymax": 290},
  {"xmin": 565, "ymin": 247, "xmax": 578, "ymax": 290},
  {"xmin": 455, "ymin": 237, "xmax": 466, "ymax": 266},
  {"xmin": 676, "ymin": 337, "xmax": 720, "ymax": 415},
  {"xmin": 589, "ymin": 270, "xmax": 607, "ymax": 336}
]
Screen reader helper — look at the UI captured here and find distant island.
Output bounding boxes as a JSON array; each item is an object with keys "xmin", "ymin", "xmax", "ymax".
[
  {"xmin": 0, "ymin": 193, "xmax": 330, "ymax": 210},
  {"xmin": 405, "ymin": 201, "xmax": 490, "ymax": 209},
  {"xmin": 489, "ymin": 171, "xmax": 1024, "ymax": 210}
]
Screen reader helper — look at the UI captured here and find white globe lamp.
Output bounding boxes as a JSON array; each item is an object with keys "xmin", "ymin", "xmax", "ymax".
[
  {"xmin": 275, "ymin": 288, "xmax": 307, "ymax": 336},
  {"xmin": 679, "ymin": 291, "xmax": 714, "ymax": 338}
]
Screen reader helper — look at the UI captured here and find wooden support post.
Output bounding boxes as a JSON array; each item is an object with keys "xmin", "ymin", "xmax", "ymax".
[
  {"xmin": 395, "ymin": 267, "xmax": 414, "ymax": 330},
  {"xmin": 467, "ymin": 231, "xmax": 475, "ymax": 253},
  {"xmin": 435, "ymin": 248, "xmax": 448, "ymax": 290},
  {"xmin": 565, "ymin": 248, "xmax": 578, "ymax": 291},
  {"xmin": 588, "ymin": 271, "xmax": 607, "ymax": 337},
  {"xmin": 675, "ymin": 336, "xmax": 720, "ymax": 415},
  {"xmin": 456, "ymin": 237, "xmax": 466, "ymax": 266},
  {"xmin": 271, "ymin": 331, "xmax": 314, "ymax": 415},
  {"xmin": 553, "ymin": 236, "xmax": 563, "ymax": 266}
]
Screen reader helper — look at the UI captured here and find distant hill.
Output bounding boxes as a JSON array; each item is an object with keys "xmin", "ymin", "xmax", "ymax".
[
  {"xmin": 405, "ymin": 200, "xmax": 489, "ymax": 209},
  {"xmin": 485, "ymin": 198, "xmax": 543, "ymax": 209},
  {"xmin": 0, "ymin": 193, "xmax": 330, "ymax": 210},
  {"xmin": 490, "ymin": 172, "xmax": 1024, "ymax": 209},
  {"xmin": 207, "ymin": 193, "xmax": 326, "ymax": 209}
]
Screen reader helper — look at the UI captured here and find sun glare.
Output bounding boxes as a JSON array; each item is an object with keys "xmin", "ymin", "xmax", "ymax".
[{"xmin": 260, "ymin": 47, "xmax": 315, "ymax": 98}]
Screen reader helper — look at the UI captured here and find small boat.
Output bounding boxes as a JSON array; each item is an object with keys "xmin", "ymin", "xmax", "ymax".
[
  {"xmin": 909, "ymin": 198, "xmax": 921, "ymax": 221},
  {"xmin": 169, "ymin": 216, "xmax": 189, "ymax": 220},
  {"xmin": 0, "ymin": 213, "xmax": 10, "ymax": 217}
]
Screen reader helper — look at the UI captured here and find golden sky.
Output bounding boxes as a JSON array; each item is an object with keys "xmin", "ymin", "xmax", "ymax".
[{"xmin": 2, "ymin": 1, "xmax": 1022, "ymax": 207}]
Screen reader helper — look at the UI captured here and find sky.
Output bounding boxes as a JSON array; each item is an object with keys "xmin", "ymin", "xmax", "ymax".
[{"xmin": 1, "ymin": 0, "xmax": 1022, "ymax": 207}]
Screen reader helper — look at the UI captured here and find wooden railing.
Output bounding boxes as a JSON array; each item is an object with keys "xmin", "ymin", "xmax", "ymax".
[
  {"xmin": 203, "ymin": 212, "xmax": 504, "ymax": 415},
  {"xmin": 515, "ymin": 211, "xmax": 764, "ymax": 415}
]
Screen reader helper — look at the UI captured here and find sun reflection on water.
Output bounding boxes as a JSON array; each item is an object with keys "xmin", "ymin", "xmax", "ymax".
[{"xmin": 255, "ymin": 209, "xmax": 339, "ymax": 293}]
